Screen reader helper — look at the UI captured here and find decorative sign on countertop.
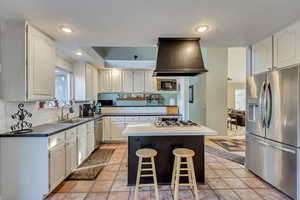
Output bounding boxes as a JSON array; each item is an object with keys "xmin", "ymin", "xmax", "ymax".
[{"xmin": 10, "ymin": 103, "xmax": 33, "ymax": 134}]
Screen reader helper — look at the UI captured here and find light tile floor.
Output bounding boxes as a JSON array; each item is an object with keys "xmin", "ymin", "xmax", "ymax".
[{"xmin": 46, "ymin": 143, "xmax": 291, "ymax": 200}]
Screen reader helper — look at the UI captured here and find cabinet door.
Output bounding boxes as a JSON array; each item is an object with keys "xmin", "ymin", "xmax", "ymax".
[
  {"xmin": 99, "ymin": 70, "xmax": 112, "ymax": 92},
  {"xmin": 110, "ymin": 122, "xmax": 126, "ymax": 140},
  {"xmin": 252, "ymin": 36, "xmax": 273, "ymax": 75},
  {"xmin": 49, "ymin": 144, "xmax": 66, "ymax": 191},
  {"xmin": 85, "ymin": 64, "xmax": 93, "ymax": 100},
  {"xmin": 66, "ymin": 139, "xmax": 77, "ymax": 176},
  {"xmin": 133, "ymin": 71, "xmax": 145, "ymax": 92},
  {"xmin": 111, "ymin": 69, "xmax": 123, "ymax": 92},
  {"xmin": 78, "ymin": 135, "xmax": 87, "ymax": 165},
  {"xmin": 27, "ymin": 26, "xmax": 55, "ymax": 100},
  {"xmin": 87, "ymin": 129, "xmax": 95, "ymax": 155},
  {"xmin": 103, "ymin": 117, "xmax": 111, "ymax": 142},
  {"xmin": 123, "ymin": 71, "xmax": 134, "ymax": 92},
  {"xmin": 145, "ymin": 71, "xmax": 156, "ymax": 92},
  {"xmin": 274, "ymin": 21, "xmax": 300, "ymax": 68},
  {"xmin": 77, "ymin": 125, "xmax": 88, "ymax": 165}
]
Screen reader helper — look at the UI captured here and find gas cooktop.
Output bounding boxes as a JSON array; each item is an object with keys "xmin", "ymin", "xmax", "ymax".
[{"xmin": 154, "ymin": 120, "xmax": 200, "ymax": 128}]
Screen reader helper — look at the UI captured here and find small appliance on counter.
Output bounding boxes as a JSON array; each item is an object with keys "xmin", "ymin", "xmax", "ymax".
[
  {"xmin": 95, "ymin": 101, "xmax": 102, "ymax": 114},
  {"xmin": 99, "ymin": 100, "xmax": 114, "ymax": 106},
  {"xmin": 82, "ymin": 104, "xmax": 94, "ymax": 117}
]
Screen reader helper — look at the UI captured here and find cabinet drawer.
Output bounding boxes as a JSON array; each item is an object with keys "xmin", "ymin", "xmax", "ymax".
[
  {"xmin": 139, "ymin": 116, "xmax": 156, "ymax": 122},
  {"xmin": 66, "ymin": 128, "xmax": 77, "ymax": 141},
  {"xmin": 49, "ymin": 131, "xmax": 66, "ymax": 149},
  {"xmin": 124, "ymin": 116, "xmax": 139, "ymax": 122},
  {"xmin": 111, "ymin": 117, "xmax": 125, "ymax": 122}
]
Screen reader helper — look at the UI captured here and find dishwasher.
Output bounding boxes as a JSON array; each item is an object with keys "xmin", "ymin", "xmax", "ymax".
[{"xmin": 94, "ymin": 118, "xmax": 103, "ymax": 149}]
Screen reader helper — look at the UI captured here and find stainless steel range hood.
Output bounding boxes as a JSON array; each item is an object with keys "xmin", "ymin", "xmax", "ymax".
[{"xmin": 153, "ymin": 38, "xmax": 207, "ymax": 76}]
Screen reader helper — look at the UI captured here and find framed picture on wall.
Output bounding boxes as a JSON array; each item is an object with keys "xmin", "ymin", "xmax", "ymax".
[{"xmin": 189, "ymin": 85, "xmax": 194, "ymax": 103}]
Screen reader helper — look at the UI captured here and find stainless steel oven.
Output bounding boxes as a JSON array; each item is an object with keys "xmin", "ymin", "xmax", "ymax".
[{"xmin": 157, "ymin": 79, "xmax": 177, "ymax": 91}]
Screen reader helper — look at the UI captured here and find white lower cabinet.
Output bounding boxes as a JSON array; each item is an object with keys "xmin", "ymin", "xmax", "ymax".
[
  {"xmin": 66, "ymin": 139, "xmax": 77, "ymax": 176},
  {"xmin": 87, "ymin": 121, "xmax": 95, "ymax": 155},
  {"xmin": 49, "ymin": 143, "xmax": 66, "ymax": 191},
  {"xmin": 102, "ymin": 115, "xmax": 171, "ymax": 142},
  {"xmin": 65, "ymin": 128, "xmax": 77, "ymax": 176},
  {"xmin": 0, "ymin": 120, "xmax": 98, "ymax": 200},
  {"xmin": 111, "ymin": 121, "xmax": 127, "ymax": 141},
  {"xmin": 78, "ymin": 125, "xmax": 88, "ymax": 165}
]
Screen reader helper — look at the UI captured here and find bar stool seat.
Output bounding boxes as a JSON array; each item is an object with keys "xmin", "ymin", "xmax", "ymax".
[
  {"xmin": 136, "ymin": 148, "xmax": 157, "ymax": 158},
  {"xmin": 173, "ymin": 148, "xmax": 195, "ymax": 157},
  {"xmin": 171, "ymin": 148, "xmax": 199, "ymax": 200},
  {"xmin": 134, "ymin": 148, "xmax": 159, "ymax": 200}
]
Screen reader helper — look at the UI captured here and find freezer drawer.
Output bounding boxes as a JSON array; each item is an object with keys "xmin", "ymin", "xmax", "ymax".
[
  {"xmin": 264, "ymin": 139, "xmax": 297, "ymax": 199},
  {"xmin": 246, "ymin": 134, "xmax": 268, "ymax": 179}
]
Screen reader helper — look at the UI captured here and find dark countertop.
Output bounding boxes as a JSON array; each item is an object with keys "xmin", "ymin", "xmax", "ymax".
[
  {"xmin": 0, "ymin": 113, "xmax": 181, "ymax": 138},
  {"xmin": 102, "ymin": 113, "xmax": 182, "ymax": 116},
  {"xmin": 0, "ymin": 115, "xmax": 102, "ymax": 138},
  {"xmin": 101, "ymin": 105, "xmax": 177, "ymax": 107}
]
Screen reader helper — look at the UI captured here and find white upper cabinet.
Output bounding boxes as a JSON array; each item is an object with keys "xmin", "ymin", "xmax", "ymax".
[
  {"xmin": 145, "ymin": 71, "xmax": 157, "ymax": 92},
  {"xmin": 1, "ymin": 21, "xmax": 56, "ymax": 101},
  {"xmin": 99, "ymin": 70, "xmax": 112, "ymax": 93},
  {"xmin": 27, "ymin": 26, "xmax": 55, "ymax": 100},
  {"xmin": 74, "ymin": 62, "xmax": 96, "ymax": 101},
  {"xmin": 111, "ymin": 69, "xmax": 123, "ymax": 92},
  {"xmin": 133, "ymin": 71, "xmax": 145, "ymax": 92},
  {"xmin": 122, "ymin": 71, "xmax": 134, "ymax": 92},
  {"xmin": 252, "ymin": 36, "xmax": 273, "ymax": 75},
  {"xmin": 273, "ymin": 21, "xmax": 300, "ymax": 69}
]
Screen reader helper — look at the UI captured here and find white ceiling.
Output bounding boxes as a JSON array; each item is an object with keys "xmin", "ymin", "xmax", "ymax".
[{"xmin": 0, "ymin": 0, "xmax": 300, "ymax": 62}]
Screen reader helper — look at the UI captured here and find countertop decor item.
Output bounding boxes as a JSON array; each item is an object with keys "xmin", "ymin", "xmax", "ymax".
[{"xmin": 10, "ymin": 103, "xmax": 33, "ymax": 134}]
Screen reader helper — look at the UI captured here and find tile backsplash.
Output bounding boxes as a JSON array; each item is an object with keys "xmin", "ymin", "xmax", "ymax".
[{"xmin": 0, "ymin": 99, "xmax": 80, "ymax": 134}]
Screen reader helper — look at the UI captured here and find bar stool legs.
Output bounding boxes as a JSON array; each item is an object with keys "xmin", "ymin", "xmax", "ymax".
[
  {"xmin": 134, "ymin": 148, "xmax": 159, "ymax": 200},
  {"xmin": 171, "ymin": 149, "xmax": 199, "ymax": 200}
]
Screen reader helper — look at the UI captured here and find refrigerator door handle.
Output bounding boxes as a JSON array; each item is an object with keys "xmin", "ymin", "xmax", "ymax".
[
  {"xmin": 266, "ymin": 82, "xmax": 272, "ymax": 128},
  {"xmin": 259, "ymin": 81, "xmax": 267, "ymax": 128},
  {"xmin": 270, "ymin": 144, "xmax": 296, "ymax": 154},
  {"xmin": 257, "ymin": 140, "xmax": 270, "ymax": 146}
]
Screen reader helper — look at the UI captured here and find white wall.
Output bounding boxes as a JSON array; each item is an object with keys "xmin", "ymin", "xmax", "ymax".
[
  {"xmin": 206, "ymin": 48, "xmax": 228, "ymax": 135},
  {"xmin": 228, "ymin": 47, "xmax": 246, "ymax": 83},
  {"xmin": 187, "ymin": 47, "xmax": 228, "ymax": 135},
  {"xmin": 227, "ymin": 82, "xmax": 246, "ymax": 109}
]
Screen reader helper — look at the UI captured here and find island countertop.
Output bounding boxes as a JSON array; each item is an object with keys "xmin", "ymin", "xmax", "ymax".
[{"xmin": 122, "ymin": 123, "xmax": 218, "ymax": 136}]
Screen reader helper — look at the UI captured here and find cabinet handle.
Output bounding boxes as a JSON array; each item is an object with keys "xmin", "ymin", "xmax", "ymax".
[{"xmin": 271, "ymin": 145, "xmax": 296, "ymax": 154}]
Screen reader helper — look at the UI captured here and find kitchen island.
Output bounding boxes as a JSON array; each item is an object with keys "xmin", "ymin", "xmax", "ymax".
[{"xmin": 122, "ymin": 122, "xmax": 217, "ymax": 185}]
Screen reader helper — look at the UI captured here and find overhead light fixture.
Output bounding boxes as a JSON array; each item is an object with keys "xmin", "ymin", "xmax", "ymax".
[
  {"xmin": 75, "ymin": 52, "xmax": 82, "ymax": 56},
  {"xmin": 61, "ymin": 26, "xmax": 73, "ymax": 33},
  {"xmin": 196, "ymin": 25, "xmax": 210, "ymax": 33}
]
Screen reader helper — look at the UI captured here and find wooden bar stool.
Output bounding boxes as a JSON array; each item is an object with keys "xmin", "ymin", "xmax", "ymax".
[
  {"xmin": 171, "ymin": 148, "xmax": 199, "ymax": 200},
  {"xmin": 134, "ymin": 148, "xmax": 159, "ymax": 200}
]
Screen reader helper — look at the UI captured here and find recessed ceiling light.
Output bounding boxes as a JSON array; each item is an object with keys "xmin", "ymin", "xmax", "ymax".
[
  {"xmin": 196, "ymin": 25, "xmax": 210, "ymax": 33},
  {"xmin": 75, "ymin": 52, "xmax": 82, "ymax": 56},
  {"xmin": 61, "ymin": 26, "xmax": 73, "ymax": 33}
]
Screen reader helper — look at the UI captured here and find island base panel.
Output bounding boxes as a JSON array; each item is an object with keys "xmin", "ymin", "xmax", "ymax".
[{"xmin": 128, "ymin": 136, "xmax": 205, "ymax": 185}]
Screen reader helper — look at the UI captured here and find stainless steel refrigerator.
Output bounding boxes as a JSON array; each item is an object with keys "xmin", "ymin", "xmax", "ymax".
[{"xmin": 246, "ymin": 65, "xmax": 299, "ymax": 200}]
